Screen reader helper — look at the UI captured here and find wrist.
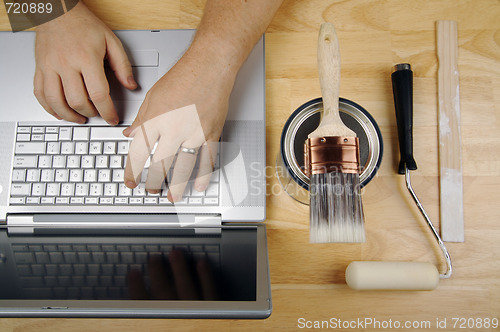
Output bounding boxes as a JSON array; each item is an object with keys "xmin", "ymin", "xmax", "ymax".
[
  {"xmin": 36, "ymin": 1, "xmax": 87, "ymax": 32},
  {"xmin": 185, "ymin": 34, "xmax": 245, "ymax": 82}
]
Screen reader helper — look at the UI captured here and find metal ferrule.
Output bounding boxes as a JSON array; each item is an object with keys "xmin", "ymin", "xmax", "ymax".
[
  {"xmin": 304, "ymin": 136, "xmax": 360, "ymax": 176},
  {"xmin": 393, "ymin": 63, "xmax": 411, "ymax": 73}
]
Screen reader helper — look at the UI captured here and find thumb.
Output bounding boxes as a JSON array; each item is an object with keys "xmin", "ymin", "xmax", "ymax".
[
  {"xmin": 123, "ymin": 96, "xmax": 150, "ymax": 137},
  {"xmin": 122, "ymin": 115, "xmax": 142, "ymax": 137},
  {"xmin": 122, "ymin": 122, "xmax": 140, "ymax": 137},
  {"xmin": 106, "ymin": 34, "xmax": 137, "ymax": 90}
]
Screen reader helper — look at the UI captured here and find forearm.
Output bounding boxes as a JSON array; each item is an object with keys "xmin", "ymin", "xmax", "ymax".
[{"xmin": 186, "ymin": 0, "xmax": 283, "ymax": 77}]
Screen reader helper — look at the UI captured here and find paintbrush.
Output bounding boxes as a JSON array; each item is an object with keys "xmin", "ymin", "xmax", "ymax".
[{"xmin": 304, "ymin": 22, "xmax": 365, "ymax": 243}]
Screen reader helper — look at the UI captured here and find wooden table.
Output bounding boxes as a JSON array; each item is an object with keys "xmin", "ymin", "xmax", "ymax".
[{"xmin": 1, "ymin": 1, "xmax": 499, "ymax": 330}]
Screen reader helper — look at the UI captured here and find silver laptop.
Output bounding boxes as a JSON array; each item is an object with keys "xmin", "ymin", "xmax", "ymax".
[{"xmin": 0, "ymin": 30, "xmax": 271, "ymax": 318}]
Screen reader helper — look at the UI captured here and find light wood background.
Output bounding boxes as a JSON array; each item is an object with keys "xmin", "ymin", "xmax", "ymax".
[{"xmin": 1, "ymin": 0, "xmax": 499, "ymax": 331}]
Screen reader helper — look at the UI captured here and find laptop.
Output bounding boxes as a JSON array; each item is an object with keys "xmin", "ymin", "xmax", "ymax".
[{"xmin": 0, "ymin": 30, "xmax": 271, "ymax": 318}]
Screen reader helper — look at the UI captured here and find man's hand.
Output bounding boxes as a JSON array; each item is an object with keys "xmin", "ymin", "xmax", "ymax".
[
  {"xmin": 123, "ymin": 45, "xmax": 235, "ymax": 202},
  {"xmin": 34, "ymin": 1, "xmax": 137, "ymax": 125},
  {"xmin": 122, "ymin": 0, "xmax": 282, "ymax": 202}
]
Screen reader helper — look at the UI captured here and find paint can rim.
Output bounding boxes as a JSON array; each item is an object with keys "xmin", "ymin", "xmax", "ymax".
[{"xmin": 279, "ymin": 97, "xmax": 384, "ymax": 192}]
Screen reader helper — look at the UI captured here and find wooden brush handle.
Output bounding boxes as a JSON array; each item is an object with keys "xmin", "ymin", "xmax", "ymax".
[
  {"xmin": 309, "ymin": 22, "xmax": 355, "ymax": 138},
  {"xmin": 318, "ymin": 22, "xmax": 341, "ymax": 120}
]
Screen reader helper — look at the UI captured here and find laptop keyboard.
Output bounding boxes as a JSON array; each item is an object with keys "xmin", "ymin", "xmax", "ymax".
[
  {"xmin": 12, "ymin": 242, "xmax": 220, "ymax": 299},
  {"xmin": 10, "ymin": 126, "xmax": 220, "ymax": 206}
]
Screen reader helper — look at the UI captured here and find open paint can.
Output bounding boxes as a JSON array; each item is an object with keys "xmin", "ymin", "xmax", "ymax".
[{"xmin": 276, "ymin": 97, "xmax": 383, "ymax": 204}]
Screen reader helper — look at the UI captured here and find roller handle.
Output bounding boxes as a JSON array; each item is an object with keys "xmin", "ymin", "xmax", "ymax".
[{"xmin": 392, "ymin": 63, "xmax": 417, "ymax": 174}]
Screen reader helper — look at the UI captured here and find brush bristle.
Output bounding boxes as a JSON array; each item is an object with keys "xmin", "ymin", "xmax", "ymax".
[{"xmin": 310, "ymin": 172, "xmax": 366, "ymax": 243}]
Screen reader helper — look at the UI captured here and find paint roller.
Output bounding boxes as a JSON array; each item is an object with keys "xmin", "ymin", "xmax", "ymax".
[{"xmin": 344, "ymin": 64, "xmax": 452, "ymax": 291}]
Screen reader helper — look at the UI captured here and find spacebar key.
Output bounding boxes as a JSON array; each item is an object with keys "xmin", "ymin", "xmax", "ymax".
[{"xmin": 90, "ymin": 127, "xmax": 131, "ymax": 140}]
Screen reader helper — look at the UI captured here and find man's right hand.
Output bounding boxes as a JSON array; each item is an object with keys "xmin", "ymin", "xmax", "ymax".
[{"xmin": 34, "ymin": 1, "xmax": 137, "ymax": 125}]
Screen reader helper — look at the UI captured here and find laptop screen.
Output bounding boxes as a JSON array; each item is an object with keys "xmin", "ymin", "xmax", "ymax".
[{"xmin": 0, "ymin": 227, "xmax": 257, "ymax": 302}]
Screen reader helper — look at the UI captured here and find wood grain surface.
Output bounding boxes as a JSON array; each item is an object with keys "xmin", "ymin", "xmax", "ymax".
[{"xmin": 1, "ymin": 0, "xmax": 499, "ymax": 331}]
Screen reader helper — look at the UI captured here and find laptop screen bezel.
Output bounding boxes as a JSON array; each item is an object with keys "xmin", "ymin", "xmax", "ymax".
[{"xmin": 0, "ymin": 224, "xmax": 271, "ymax": 319}]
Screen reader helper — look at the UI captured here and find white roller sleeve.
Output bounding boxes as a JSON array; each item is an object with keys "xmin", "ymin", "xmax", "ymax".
[{"xmin": 345, "ymin": 261, "xmax": 439, "ymax": 291}]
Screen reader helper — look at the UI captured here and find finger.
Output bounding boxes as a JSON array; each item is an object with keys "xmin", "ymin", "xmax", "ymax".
[
  {"xmin": 145, "ymin": 135, "xmax": 179, "ymax": 193},
  {"xmin": 169, "ymin": 250, "xmax": 199, "ymax": 300},
  {"xmin": 144, "ymin": 157, "xmax": 171, "ymax": 194},
  {"xmin": 82, "ymin": 64, "xmax": 119, "ymax": 125},
  {"xmin": 124, "ymin": 122, "xmax": 160, "ymax": 188},
  {"xmin": 61, "ymin": 73, "xmax": 98, "ymax": 118},
  {"xmin": 197, "ymin": 257, "xmax": 218, "ymax": 300},
  {"xmin": 167, "ymin": 146, "xmax": 198, "ymax": 202},
  {"xmin": 127, "ymin": 269, "xmax": 149, "ymax": 300},
  {"xmin": 43, "ymin": 72, "xmax": 86, "ymax": 124},
  {"xmin": 148, "ymin": 255, "xmax": 176, "ymax": 300},
  {"xmin": 106, "ymin": 33, "xmax": 137, "ymax": 90},
  {"xmin": 33, "ymin": 70, "xmax": 62, "ymax": 120},
  {"xmin": 193, "ymin": 141, "xmax": 219, "ymax": 192},
  {"xmin": 122, "ymin": 92, "xmax": 150, "ymax": 138}
]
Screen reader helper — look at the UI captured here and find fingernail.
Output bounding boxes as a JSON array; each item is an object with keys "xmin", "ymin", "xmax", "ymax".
[
  {"xmin": 126, "ymin": 180, "xmax": 136, "ymax": 188},
  {"xmin": 123, "ymin": 126, "xmax": 137, "ymax": 137},
  {"xmin": 168, "ymin": 193, "xmax": 180, "ymax": 202},
  {"xmin": 128, "ymin": 76, "xmax": 137, "ymax": 89},
  {"xmin": 195, "ymin": 184, "xmax": 206, "ymax": 192},
  {"xmin": 109, "ymin": 119, "xmax": 119, "ymax": 126}
]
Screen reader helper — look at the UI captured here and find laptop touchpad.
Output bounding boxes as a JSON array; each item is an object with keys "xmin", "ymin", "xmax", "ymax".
[{"xmin": 107, "ymin": 49, "xmax": 159, "ymax": 102}]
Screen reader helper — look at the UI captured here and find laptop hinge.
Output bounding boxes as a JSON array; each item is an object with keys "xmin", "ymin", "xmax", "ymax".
[
  {"xmin": 6, "ymin": 215, "xmax": 35, "ymax": 234},
  {"xmin": 6, "ymin": 214, "xmax": 222, "ymax": 234},
  {"xmin": 194, "ymin": 215, "xmax": 222, "ymax": 234}
]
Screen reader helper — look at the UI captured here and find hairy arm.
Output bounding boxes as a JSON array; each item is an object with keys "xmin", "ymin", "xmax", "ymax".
[
  {"xmin": 123, "ymin": 0, "xmax": 283, "ymax": 200},
  {"xmin": 189, "ymin": 0, "xmax": 283, "ymax": 79}
]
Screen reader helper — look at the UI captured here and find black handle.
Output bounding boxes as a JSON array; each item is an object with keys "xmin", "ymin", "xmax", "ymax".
[{"xmin": 392, "ymin": 63, "xmax": 417, "ymax": 174}]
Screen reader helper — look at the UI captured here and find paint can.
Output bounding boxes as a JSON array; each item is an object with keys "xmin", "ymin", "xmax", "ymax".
[{"xmin": 276, "ymin": 97, "xmax": 383, "ymax": 204}]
